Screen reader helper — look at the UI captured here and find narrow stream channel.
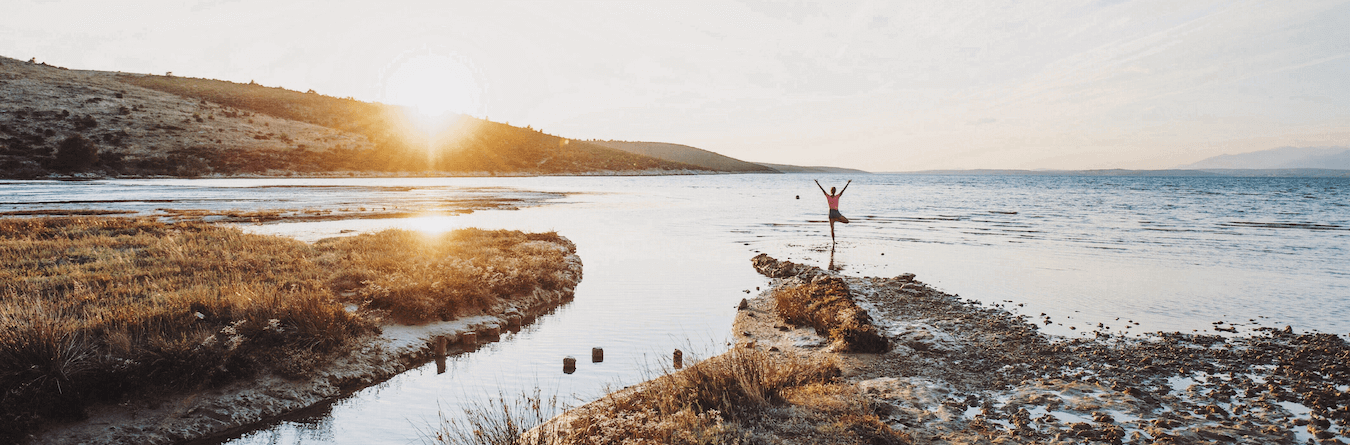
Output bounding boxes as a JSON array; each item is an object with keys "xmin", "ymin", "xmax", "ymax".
[{"xmin": 214, "ymin": 177, "xmax": 771, "ymax": 444}]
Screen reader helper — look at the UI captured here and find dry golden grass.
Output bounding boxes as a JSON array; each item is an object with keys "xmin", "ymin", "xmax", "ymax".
[
  {"xmin": 427, "ymin": 388, "xmax": 562, "ymax": 445},
  {"xmin": 773, "ymin": 277, "xmax": 889, "ymax": 353},
  {"xmin": 0, "ymin": 217, "xmax": 576, "ymax": 441},
  {"xmin": 522, "ymin": 348, "xmax": 908, "ymax": 444},
  {"xmin": 317, "ymin": 228, "xmax": 576, "ymax": 323},
  {"xmin": 777, "ymin": 383, "xmax": 910, "ymax": 444}
]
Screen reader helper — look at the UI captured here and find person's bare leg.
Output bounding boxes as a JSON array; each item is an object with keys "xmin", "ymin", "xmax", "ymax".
[{"xmin": 830, "ymin": 220, "xmax": 836, "ymax": 242}]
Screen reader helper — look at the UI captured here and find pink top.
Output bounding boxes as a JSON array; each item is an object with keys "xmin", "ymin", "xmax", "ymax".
[{"xmin": 826, "ymin": 194, "xmax": 840, "ymax": 210}]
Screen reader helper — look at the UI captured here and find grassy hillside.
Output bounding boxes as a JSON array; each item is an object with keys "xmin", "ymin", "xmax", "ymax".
[
  {"xmin": 0, "ymin": 57, "xmax": 372, "ymax": 177},
  {"xmin": 114, "ymin": 74, "xmax": 704, "ymax": 174},
  {"xmin": 589, "ymin": 140, "xmax": 777, "ymax": 173},
  {"xmin": 0, "ymin": 56, "xmax": 704, "ymax": 178}
]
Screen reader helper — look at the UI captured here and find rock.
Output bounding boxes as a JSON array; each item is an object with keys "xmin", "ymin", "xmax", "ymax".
[{"xmin": 750, "ymin": 253, "xmax": 827, "ymax": 280}]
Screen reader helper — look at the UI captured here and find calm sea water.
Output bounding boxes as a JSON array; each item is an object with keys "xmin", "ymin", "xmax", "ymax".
[{"xmin": 3, "ymin": 174, "xmax": 1347, "ymax": 444}]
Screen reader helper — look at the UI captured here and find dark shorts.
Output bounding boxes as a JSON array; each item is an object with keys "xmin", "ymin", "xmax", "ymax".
[{"xmin": 829, "ymin": 209, "xmax": 847, "ymax": 221}]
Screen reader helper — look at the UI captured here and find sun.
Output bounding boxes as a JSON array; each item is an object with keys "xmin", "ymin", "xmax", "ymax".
[{"xmin": 381, "ymin": 54, "xmax": 483, "ymax": 119}]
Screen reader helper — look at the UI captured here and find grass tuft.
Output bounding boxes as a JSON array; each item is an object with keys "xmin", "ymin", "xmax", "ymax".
[{"xmin": 427, "ymin": 388, "xmax": 562, "ymax": 445}]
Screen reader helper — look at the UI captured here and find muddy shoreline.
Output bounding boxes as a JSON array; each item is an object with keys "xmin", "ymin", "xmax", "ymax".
[
  {"xmin": 541, "ymin": 254, "xmax": 1350, "ymax": 444},
  {"xmin": 23, "ymin": 252, "xmax": 582, "ymax": 445},
  {"xmin": 749, "ymin": 254, "xmax": 1350, "ymax": 444}
]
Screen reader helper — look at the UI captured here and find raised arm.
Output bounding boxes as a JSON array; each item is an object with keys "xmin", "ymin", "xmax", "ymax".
[
  {"xmin": 837, "ymin": 180, "xmax": 852, "ymax": 196},
  {"xmin": 814, "ymin": 179, "xmax": 829, "ymax": 196}
]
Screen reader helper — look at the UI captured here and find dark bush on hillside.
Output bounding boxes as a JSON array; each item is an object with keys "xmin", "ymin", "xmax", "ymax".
[
  {"xmin": 0, "ymin": 159, "xmax": 45, "ymax": 179},
  {"xmin": 52, "ymin": 135, "xmax": 99, "ymax": 171},
  {"xmin": 73, "ymin": 114, "xmax": 97, "ymax": 130}
]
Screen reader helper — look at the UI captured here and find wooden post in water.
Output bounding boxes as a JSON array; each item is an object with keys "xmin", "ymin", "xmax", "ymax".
[
  {"xmin": 507, "ymin": 315, "xmax": 522, "ymax": 329},
  {"xmin": 434, "ymin": 336, "xmax": 449, "ymax": 374},
  {"xmin": 434, "ymin": 336, "xmax": 447, "ymax": 356},
  {"xmin": 673, "ymin": 349, "xmax": 683, "ymax": 369},
  {"xmin": 563, "ymin": 356, "xmax": 577, "ymax": 374},
  {"xmin": 461, "ymin": 332, "xmax": 478, "ymax": 347},
  {"xmin": 592, "ymin": 347, "xmax": 603, "ymax": 363},
  {"xmin": 484, "ymin": 326, "xmax": 500, "ymax": 339}
]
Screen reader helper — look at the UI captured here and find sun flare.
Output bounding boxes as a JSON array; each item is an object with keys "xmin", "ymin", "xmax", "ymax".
[{"xmin": 381, "ymin": 54, "xmax": 483, "ymax": 119}]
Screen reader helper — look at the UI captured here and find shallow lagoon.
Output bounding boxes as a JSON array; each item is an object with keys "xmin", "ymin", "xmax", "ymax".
[{"xmin": 4, "ymin": 174, "xmax": 1347, "ymax": 443}]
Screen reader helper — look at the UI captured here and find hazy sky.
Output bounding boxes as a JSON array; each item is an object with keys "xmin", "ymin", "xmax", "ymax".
[{"xmin": 6, "ymin": 0, "xmax": 1350, "ymax": 170}]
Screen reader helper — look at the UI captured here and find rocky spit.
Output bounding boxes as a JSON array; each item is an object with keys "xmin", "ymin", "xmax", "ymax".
[{"xmin": 745, "ymin": 254, "xmax": 1350, "ymax": 445}]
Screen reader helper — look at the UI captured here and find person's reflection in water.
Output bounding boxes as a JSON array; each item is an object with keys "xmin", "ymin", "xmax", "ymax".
[{"xmin": 828, "ymin": 244, "xmax": 845, "ymax": 272}]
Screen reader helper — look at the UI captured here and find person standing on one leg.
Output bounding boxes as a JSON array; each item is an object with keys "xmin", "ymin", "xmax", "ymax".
[{"xmin": 815, "ymin": 179, "xmax": 850, "ymax": 242}]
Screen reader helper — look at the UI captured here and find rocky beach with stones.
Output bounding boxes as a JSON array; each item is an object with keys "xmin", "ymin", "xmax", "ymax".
[{"xmin": 744, "ymin": 254, "xmax": 1350, "ymax": 444}]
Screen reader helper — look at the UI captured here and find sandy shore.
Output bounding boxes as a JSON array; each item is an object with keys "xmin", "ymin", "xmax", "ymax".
[
  {"xmin": 542, "ymin": 254, "xmax": 1349, "ymax": 444},
  {"xmin": 23, "ymin": 249, "xmax": 582, "ymax": 445}
]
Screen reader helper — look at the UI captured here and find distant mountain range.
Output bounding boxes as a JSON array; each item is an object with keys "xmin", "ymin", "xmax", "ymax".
[
  {"xmin": 889, "ymin": 146, "xmax": 1350, "ymax": 177},
  {"xmin": 589, "ymin": 141, "xmax": 776, "ymax": 173},
  {"xmin": 750, "ymin": 162, "xmax": 869, "ymax": 174},
  {"xmin": 1178, "ymin": 146, "xmax": 1350, "ymax": 170},
  {"xmin": 562, "ymin": 142, "xmax": 871, "ymax": 174}
]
